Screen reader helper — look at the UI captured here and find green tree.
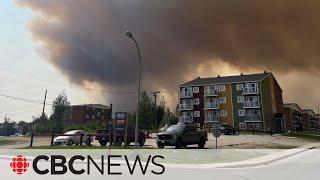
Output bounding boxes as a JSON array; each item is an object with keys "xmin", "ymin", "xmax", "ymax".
[
  {"xmin": 2, "ymin": 117, "xmax": 16, "ymax": 136},
  {"xmin": 155, "ymin": 98, "xmax": 165, "ymax": 128},
  {"xmin": 160, "ymin": 108, "xmax": 178, "ymax": 127},
  {"xmin": 33, "ymin": 114, "xmax": 50, "ymax": 133},
  {"xmin": 50, "ymin": 92, "xmax": 70, "ymax": 133},
  {"xmin": 138, "ymin": 91, "xmax": 156, "ymax": 130}
]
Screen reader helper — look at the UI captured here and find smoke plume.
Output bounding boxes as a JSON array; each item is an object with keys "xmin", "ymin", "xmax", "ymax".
[{"xmin": 17, "ymin": 0, "xmax": 320, "ymax": 111}]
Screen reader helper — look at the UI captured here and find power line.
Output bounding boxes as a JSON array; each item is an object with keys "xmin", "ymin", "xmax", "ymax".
[{"xmin": 0, "ymin": 93, "xmax": 47, "ymax": 105}]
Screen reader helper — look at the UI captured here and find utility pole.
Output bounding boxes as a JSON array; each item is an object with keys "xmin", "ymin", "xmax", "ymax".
[
  {"xmin": 152, "ymin": 91, "xmax": 160, "ymax": 128},
  {"xmin": 30, "ymin": 89, "xmax": 47, "ymax": 147},
  {"xmin": 42, "ymin": 90, "xmax": 47, "ymax": 116}
]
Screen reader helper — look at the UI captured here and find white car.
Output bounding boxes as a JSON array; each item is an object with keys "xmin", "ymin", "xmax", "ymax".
[{"xmin": 53, "ymin": 130, "xmax": 92, "ymax": 146}]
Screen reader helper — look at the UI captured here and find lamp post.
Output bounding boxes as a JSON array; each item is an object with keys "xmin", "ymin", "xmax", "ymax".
[{"xmin": 126, "ymin": 31, "xmax": 141, "ymax": 148}]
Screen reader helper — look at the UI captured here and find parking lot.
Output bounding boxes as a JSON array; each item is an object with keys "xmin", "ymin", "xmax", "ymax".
[{"xmin": 0, "ymin": 133, "xmax": 316, "ymax": 149}]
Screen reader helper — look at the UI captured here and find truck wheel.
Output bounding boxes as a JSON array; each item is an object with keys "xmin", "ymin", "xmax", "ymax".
[
  {"xmin": 139, "ymin": 137, "xmax": 146, "ymax": 147},
  {"xmin": 86, "ymin": 138, "xmax": 92, "ymax": 146},
  {"xmin": 100, "ymin": 141, "xmax": 107, "ymax": 146},
  {"xmin": 116, "ymin": 138, "xmax": 123, "ymax": 146},
  {"xmin": 175, "ymin": 138, "xmax": 183, "ymax": 149},
  {"xmin": 198, "ymin": 137, "xmax": 205, "ymax": 149},
  {"xmin": 157, "ymin": 142, "xmax": 165, "ymax": 149}
]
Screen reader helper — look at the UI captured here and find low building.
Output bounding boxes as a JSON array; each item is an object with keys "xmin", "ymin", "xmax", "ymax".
[
  {"xmin": 302, "ymin": 109, "xmax": 317, "ymax": 130},
  {"xmin": 69, "ymin": 104, "xmax": 112, "ymax": 125},
  {"xmin": 178, "ymin": 72, "xmax": 284, "ymax": 131},
  {"xmin": 284, "ymin": 103, "xmax": 304, "ymax": 131},
  {"xmin": 317, "ymin": 114, "xmax": 320, "ymax": 129}
]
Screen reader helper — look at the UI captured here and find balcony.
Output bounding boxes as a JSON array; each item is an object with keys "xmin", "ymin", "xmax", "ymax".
[
  {"xmin": 179, "ymin": 116, "xmax": 193, "ymax": 123},
  {"xmin": 243, "ymin": 101, "xmax": 260, "ymax": 108},
  {"xmin": 244, "ymin": 115, "xmax": 262, "ymax": 122},
  {"xmin": 204, "ymin": 115, "xmax": 219, "ymax": 123},
  {"xmin": 179, "ymin": 103, "xmax": 193, "ymax": 110},
  {"xmin": 204, "ymin": 89, "xmax": 219, "ymax": 97},
  {"xmin": 179, "ymin": 91, "xmax": 193, "ymax": 98},
  {"xmin": 204, "ymin": 102, "xmax": 219, "ymax": 110},
  {"xmin": 243, "ymin": 87, "xmax": 259, "ymax": 95}
]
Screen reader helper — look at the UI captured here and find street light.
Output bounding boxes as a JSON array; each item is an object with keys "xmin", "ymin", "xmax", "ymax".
[{"xmin": 126, "ymin": 31, "xmax": 141, "ymax": 148}]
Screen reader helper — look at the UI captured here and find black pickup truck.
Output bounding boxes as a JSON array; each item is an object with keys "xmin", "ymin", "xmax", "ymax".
[
  {"xmin": 95, "ymin": 129, "xmax": 146, "ymax": 147},
  {"xmin": 156, "ymin": 123, "xmax": 208, "ymax": 149}
]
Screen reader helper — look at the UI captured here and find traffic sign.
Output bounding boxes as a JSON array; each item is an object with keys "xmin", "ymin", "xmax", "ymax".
[{"xmin": 211, "ymin": 123, "xmax": 221, "ymax": 138}]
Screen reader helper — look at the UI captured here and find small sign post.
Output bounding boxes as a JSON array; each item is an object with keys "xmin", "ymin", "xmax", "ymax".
[{"xmin": 210, "ymin": 123, "xmax": 221, "ymax": 149}]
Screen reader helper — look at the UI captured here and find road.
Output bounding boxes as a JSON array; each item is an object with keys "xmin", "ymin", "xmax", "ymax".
[{"xmin": 0, "ymin": 147, "xmax": 319, "ymax": 179}]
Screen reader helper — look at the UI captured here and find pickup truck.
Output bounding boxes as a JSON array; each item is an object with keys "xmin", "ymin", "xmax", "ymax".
[
  {"xmin": 95, "ymin": 129, "xmax": 146, "ymax": 147},
  {"xmin": 156, "ymin": 123, "xmax": 207, "ymax": 149}
]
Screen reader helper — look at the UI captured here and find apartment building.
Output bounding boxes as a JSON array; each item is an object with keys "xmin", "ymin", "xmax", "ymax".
[
  {"xmin": 302, "ymin": 109, "xmax": 318, "ymax": 130},
  {"xmin": 283, "ymin": 103, "xmax": 304, "ymax": 131},
  {"xmin": 69, "ymin": 104, "xmax": 112, "ymax": 125},
  {"xmin": 179, "ymin": 72, "xmax": 284, "ymax": 131}
]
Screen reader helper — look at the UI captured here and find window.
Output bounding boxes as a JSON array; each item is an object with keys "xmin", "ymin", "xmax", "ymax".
[
  {"xmin": 219, "ymin": 85, "xmax": 225, "ymax": 92},
  {"xmin": 219, "ymin": 97, "xmax": 227, "ymax": 104},
  {"xmin": 97, "ymin": 111, "xmax": 101, "ymax": 116},
  {"xmin": 193, "ymin": 87, "xmax": 199, "ymax": 93},
  {"xmin": 85, "ymin": 114, "xmax": 89, "ymax": 119},
  {"xmin": 239, "ymin": 123, "xmax": 246, "ymax": 129},
  {"xmin": 237, "ymin": 96, "xmax": 244, "ymax": 103},
  {"xmin": 92, "ymin": 115, "xmax": 95, "ymax": 119},
  {"xmin": 193, "ymin": 98, "xmax": 200, "ymax": 105},
  {"xmin": 238, "ymin": 109, "xmax": 245, "ymax": 116},
  {"xmin": 194, "ymin": 123, "xmax": 201, "ymax": 128},
  {"xmin": 194, "ymin": 111, "xmax": 200, "ymax": 117},
  {"xmin": 220, "ymin": 110, "xmax": 227, "ymax": 117},
  {"xmin": 236, "ymin": 84, "xmax": 243, "ymax": 91}
]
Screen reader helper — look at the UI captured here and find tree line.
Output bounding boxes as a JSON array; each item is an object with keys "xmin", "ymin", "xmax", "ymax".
[{"xmin": 1, "ymin": 91, "xmax": 178, "ymax": 135}]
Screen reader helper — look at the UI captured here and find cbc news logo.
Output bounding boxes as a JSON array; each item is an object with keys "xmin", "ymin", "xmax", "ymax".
[{"xmin": 10, "ymin": 155, "xmax": 30, "ymax": 175}]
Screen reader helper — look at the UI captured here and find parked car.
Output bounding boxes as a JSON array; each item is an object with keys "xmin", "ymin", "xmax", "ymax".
[
  {"xmin": 53, "ymin": 130, "xmax": 93, "ymax": 146},
  {"xmin": 156, "ymin": 123, "xmax": 208, "ymax": 149},
  {"xmin": 95, "ymin": 129, "xmax": 146, "ymax": 147},
  {"xmin": 220, "ymin": 124, "xmax": 236, "ymax": 135}
]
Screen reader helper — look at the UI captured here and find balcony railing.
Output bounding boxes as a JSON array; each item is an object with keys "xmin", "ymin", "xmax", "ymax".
[
  {"xmin": 204, "ymin": 89, "xmax": 218, "ymax": 97},
  {"xmin": 245, "ymin": 115, "xmax": 262, "ymax": 122},
  {"xmin": 204, "ymin": 102, "xmax": 219, "ymax": 109},
  {"xmin": 204, "ymin": 115, "xmax": 219, "ymax": 123},
  {"xmin": 243, "ymin": 101, "xmax": 260, "ymax": 108},
  {"xmin": 179, "ymin": 91, "xmax": 193, "ymax": 98},
  {"xmin": 179, "ymin": 116, "xmax": 193, "ymax": 123},
  {"xmin": 179, "ymin": 103, "xmax": 193, "ymax": 110},
  {"xmin": 243, "ymin": 87, "xmax": 259, "ymax": 95}
]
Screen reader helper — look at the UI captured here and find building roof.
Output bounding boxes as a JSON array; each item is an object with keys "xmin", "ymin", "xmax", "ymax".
[
  {"xmin": 180, "ymin": 72, "xmax": 271, "ymax": 87},
  {"xmin": 284, "ymin": 103, "xmax": 303, "ymax": 112},
  {"xmin": 303, "ymin": 109, "xmax": 316, "ymax": 116},
  {"xmin": 71, "ymin": 104, "xmax": 110, "ymax": 109}
]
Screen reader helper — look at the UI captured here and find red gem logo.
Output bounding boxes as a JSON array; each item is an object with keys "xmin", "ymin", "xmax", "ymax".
[{"xmin": 10, "ymin": 155, "xmax": 29, "ymax": 175}]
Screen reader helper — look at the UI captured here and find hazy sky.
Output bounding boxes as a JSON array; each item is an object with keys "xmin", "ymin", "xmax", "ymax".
[
  {"xmin": 1, "ymin": 0, "xmax": 320, "ymax": 122},
  {"xmin": 0, "ymin": 0, "xmax": 108, "ymax": 122}
]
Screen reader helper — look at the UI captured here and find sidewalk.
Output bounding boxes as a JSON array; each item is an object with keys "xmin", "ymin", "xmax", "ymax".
[{"xmin": 162, "ymin": 142, "xmax": 320, "ymax": 169}]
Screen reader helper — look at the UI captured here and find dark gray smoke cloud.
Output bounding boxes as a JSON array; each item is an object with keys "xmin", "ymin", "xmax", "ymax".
[{"xmin": 17, "ymin": 0, "xmax": 320, "ymax": 110}]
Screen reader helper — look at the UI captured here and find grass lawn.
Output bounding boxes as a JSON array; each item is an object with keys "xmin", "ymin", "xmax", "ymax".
[
  {"xmin": 284, "ymin": 133, "xmax": 320, "ymax": 141},
  {"xmin": 0, "ymin": 139, "xmax": 18, "ymax": 146}
]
